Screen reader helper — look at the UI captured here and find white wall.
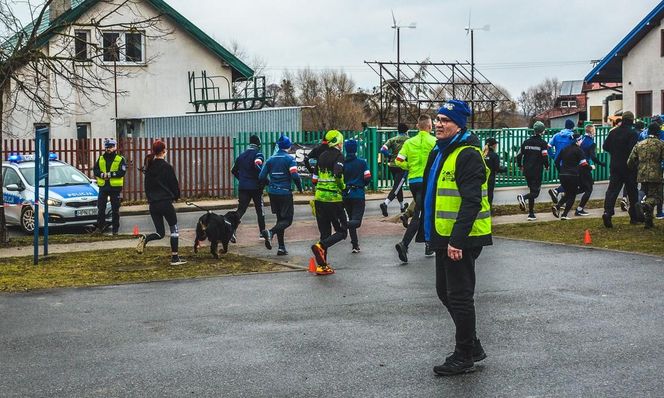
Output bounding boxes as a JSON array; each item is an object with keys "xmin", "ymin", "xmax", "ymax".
[
  {"xmin": 586, "ymin": 88, "xmax": 623, "ymax": 124},
  {"xmin": 623, "ymin": 23, "xmax": 664, "ymax": 116},
  {"xmin": 4, "ymin": 0, "xmax": 236, "ymax": 139}
]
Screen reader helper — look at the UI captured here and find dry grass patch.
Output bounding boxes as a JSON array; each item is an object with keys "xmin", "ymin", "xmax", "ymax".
[{"xmin": 0, "ymin": 247, "xmax": 289, "ymax": 292}]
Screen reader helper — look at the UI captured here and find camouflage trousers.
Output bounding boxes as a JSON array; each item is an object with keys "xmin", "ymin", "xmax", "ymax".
[{"xmin": 640, "ymin": 182, "xmax": 663, "ymax": 216}]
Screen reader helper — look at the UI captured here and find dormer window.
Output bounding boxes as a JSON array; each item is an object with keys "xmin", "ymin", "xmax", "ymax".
[
  {"xmin": 560, "ymin": 100, "xmax": 577, "ymax": 108},
  {"xmin": 102, "ymin": 31, "xmax": 144, "ymax": 63}
]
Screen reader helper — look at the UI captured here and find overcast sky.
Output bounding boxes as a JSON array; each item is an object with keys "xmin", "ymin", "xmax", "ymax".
[{"xmin": 174, "ymin": 0, "xmax": 656, "ymax": 98}]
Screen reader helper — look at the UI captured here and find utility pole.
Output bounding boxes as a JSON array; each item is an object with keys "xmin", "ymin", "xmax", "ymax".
[
  {"xmin": 465, "ymin": 18, "xmax": 490, "ymax": 129},
  {"xmin": 391, "ymin": 11, "xmax": 415, "ymax": 126}
]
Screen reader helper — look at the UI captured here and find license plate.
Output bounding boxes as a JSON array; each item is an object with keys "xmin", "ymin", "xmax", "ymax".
[{"xmin": 75, "ymin": 208, "xmax": 98, "ymax": 217}]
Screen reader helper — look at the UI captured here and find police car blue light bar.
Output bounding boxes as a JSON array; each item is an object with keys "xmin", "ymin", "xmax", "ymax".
[{"xmin": 7, "ymin": 153, "xmax": 58, "ymax": 162}]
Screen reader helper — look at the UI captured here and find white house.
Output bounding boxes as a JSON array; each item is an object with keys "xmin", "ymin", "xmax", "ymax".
[
  {"xmin": 4, "ymin": 0, "xmax": 255, "ymax": 140},
  {"xmin": 585, "ymin": 1, "xmax": 664, "ymax": 119},
  {"xmin": 583, "ymin": 83, "xmax": 623, "ymax": 125}
]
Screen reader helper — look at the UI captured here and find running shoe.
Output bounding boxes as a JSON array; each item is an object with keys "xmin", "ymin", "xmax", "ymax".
[
  {"xmin": 551, "ymin": 205, "xmax": 560, "ymax": 219},
  {"xmin": 425, "ymin": 243, "xmax": 434, "ymax": 256},
  {"xmin": 602, "ymin": 213, "xmax": 613, "ymax": 228},
  {"xmin": 380, "ymin": 203, "xmax": 389, "ymax": 217},
  {"xmin": 230, "ymin": 233, "xmax": 237, "ymax": 244},
  {"xmin": 400, "ymin": 201, "xmax": 409, "ymax": 212},
  {"xmin": 136, "ymin": 234, "xmax": 147, "ymax": 254},
  {"xmin": 548, "ymin": 189, "xmax": 559, "ymax": 205},
  {"xmin": 527, "ymin": 214, "xmax": 537, "ymax": 221},
  {"xmin": 277, "ymin": 248, "xmax": 288, "ymax": 256},
  {"xmin": 574, "ymin": 209, "xmax": 590, "ymax": 216},
  {"xmin": 315, "ymin": 264, "xmax": 335, "ymax": 275},
  {"xmin": 517, "ymin": 195, "xmax": 526, "ymax": 212},
  {"xmin": 656, "ymin": 212, "xmax": 664, "ymax": 220},
  {"xmin": 311, "ymin": 242, "xmax": 327, "ymax": 265},
  {"xmin": 261, "ymin": 230, "xmax": 273, "ymax": 250},
  {"xmin": 620, "ymin": 197, "xmax": 629, "ymax": 212},
  {"xmin": 351, "ymin": 246, "xmax": 361, "ymax": 253},
  {"xmin": 560, "ymin": 215, "xmax": 570, "ymax": 220},
  {"xmin": 170, "ymin": 255, "xmax": 187, "ymax": 266},
  {"xmin": 400, "ymin": 213, "xmax": 409, "ymax": 228},
  {"xmin": 395, "ymin": 242, "xmax": 408, "ymax": 263}
]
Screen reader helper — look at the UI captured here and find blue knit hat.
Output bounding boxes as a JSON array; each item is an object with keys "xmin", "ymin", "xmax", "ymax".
[
  {"xmin": 277, "ymin": 135, "xmax": 292, "ymax": 149},
  {"xmin": 565, "ymin": 119, "xmax": 575, "ymax": 130},
  {"xmin": 437, "ymin": 100, "xmax": 472, "ymax": 128},
  {"xmin": 344, "ymin": 139, "xmax": 358, "ymax": 154}
]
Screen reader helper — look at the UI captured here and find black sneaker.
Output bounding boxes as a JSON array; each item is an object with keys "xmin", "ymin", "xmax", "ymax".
[
  {"xmin": 277, "ymin": 248, "xmax": 288, "ymax": 256},
  {"xmin": 425, "ymin": 243, "xmax": 434, "ymax": 256},
  {"xmin": 517, "ymin": 195, "xmax": 526, "ymax": 212},
  {"xmin": 574, "ymin": 209, "xmax": 590, "ymax": 216},
  {"xmin": 548, "ymin": 189, "xmax": 559, "ymax": 205},
  {"xmin": 602, "ymin": 213, "xmax": 613, "ymax": 228},
  {"xmin": 399, "ymin": 213, "xmax": 409, "ymax": 228},
  {"xmin": 401, "ymin": 201, "xmax": 409, "ymax": 212},
  {"xmin": 433, "ymin": 352, "xmax": 475, "ymax": 376},
  {"xmin": 351, "ymin": 245, "xmax": 360, "ymax": 253},
  {"xmin": 551, "ymin": 205, "xmax": 560, "ymax": 218},
  {"xmin": 472, "ymin": 339, "xmax": 487, "ymax": 362},
  {"xmin": 395, "ymin": 242, "xmax": 408, "ymax": 263},
  {"xmin": 620, "ymin": 197, "xmax": 629, "ymax": 212},
  {"xmin": 261, "ymin": 230, "xmax": 273, "ymax": 250},
  {"xmin": 527, "ymin": 214, "xmax": 537, "ymax": 221},
  {"xmin": 643, "ymin": 204, "xmax": 654, "ymax": 229},
  {"xmin": 170, "ymin": 256, "xmax": 187, "ymax": 266},
  {"xmin": 380, "ymin": 203, "xmax": 388, "ymax": 217},
  {"xmin": 230, "ymin": 233, "xmax": 237, "ymax": 244}
]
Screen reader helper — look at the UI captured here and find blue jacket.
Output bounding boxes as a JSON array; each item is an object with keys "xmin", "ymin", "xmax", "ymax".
[
  {"xmin": 231, "ymin": 144, "xmax": 264, "ymax": 190},
  {"xmin": 343, "ymin": 154, "xmax": 371, "ymax": 200},
  {"xmin": 579, "ymin": 135, "xmax": 604, "ymax": 166},
  {"xmin": 548, "ymin": 129, "xmax": 574, "ymax": 161},
  {"xmin": 258, "ymin": 149, "xmax": 302, "ymax": 195}
]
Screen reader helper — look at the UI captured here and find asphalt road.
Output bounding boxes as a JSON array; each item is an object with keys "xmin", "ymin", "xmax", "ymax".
[{"xmin": 1, "ymin": 235, "xmax": 661, "ymax": 397}]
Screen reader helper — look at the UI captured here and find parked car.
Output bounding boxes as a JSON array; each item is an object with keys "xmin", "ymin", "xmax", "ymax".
[{"xmin": 2, "ymin": 154, "xmax": 111, "ymax": 233}]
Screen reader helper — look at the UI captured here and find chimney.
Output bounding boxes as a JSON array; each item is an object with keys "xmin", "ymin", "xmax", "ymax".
[{"xmin": 49, "ymin": 0, "xmax": 71, "ymax": 23}]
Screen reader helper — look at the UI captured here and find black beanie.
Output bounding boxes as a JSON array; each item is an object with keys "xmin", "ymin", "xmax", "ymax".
[
  {"xmin": 648, "ymin": 122, "xmax": 661, "ymax": 136},
  {"xmin": 250, "ymin": 135, "xmax": 261, "ymax": 146},
  {"xmin": 397, "ymin": 123, "xmax": 409, "ymax": 134}
]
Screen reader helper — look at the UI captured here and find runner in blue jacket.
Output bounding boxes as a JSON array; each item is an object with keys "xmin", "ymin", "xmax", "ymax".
[
  {"xmin": 547, "ymin": 119, "xmax": 576, "ymax": 203},
  {"xmin": 342, "ymin": 139, "xmax": 371, "ymax": 253}
]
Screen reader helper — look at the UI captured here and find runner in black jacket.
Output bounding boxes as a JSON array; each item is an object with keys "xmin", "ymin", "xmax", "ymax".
[
  {"xmin": 483, "ymin": 137, "xmax": 507, "ymax": 207},
  {"xmin": 552, "ymin": 134, "xmax": 589, "ymax": 220},
  {"xmin": 516, "ymin": 121, "xmax": 549, "ymax": 220},
  {"xmin": 136, "ymin": 140, "xmax": 186, "ymax": 266}
]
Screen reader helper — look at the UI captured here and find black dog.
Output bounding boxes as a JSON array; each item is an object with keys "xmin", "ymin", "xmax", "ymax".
[{"xmin": 194, "ymin": 211, "xmax": 241, "ymax": 258}]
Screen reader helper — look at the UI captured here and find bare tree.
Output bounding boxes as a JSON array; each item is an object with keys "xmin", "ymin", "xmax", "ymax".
[
  {"xmin": 517, "ymin": 77, "xmax": 561, "ymax": 122},
  {"xmin": 0, "ymin": 0, "xmax": 172, "ymax": 243}
]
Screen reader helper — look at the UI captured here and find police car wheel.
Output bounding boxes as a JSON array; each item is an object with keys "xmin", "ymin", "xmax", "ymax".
[{"xmin": 20, "ymin": 207, "xmax": 35, "ymax": 233}]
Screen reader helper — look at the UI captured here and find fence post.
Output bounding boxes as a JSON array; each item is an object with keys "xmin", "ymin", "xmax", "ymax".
[{"xmin": 367, "ymin": 127, "xmax": 379, "ymax": 191}]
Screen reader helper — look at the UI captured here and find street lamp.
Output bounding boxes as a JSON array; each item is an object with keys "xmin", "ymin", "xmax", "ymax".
[
  {"xmin": 392, "ymin": 11, "xmax": 416, "ymax": 125},
  {"xmin": 464, "ymin": 23, "xmax": 490, "ymax": 129}
]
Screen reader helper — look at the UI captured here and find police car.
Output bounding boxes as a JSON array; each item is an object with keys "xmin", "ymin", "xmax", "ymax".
[{"xmin": 2, "ymin": 154, "xmax": 111, "ymax": 233}]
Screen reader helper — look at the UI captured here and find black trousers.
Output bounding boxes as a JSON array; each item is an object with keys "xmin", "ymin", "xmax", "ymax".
[
  {"xmin": 557, "ymin": 175, "xmax": 579, "ymax": 216},
  {"xmin": 402, "ymin": 182, "xmax": 423, "ymax": 248},
  {"xmin": 237, "ymin": 189, "xmax": 266, "ymax": 233},
  {"xmin": 523, "ymin": 174, "xmax": 542, "ymax": 214},
  {"xmin": 387, "ymin": 166, "xmax": 406, "ymax": 202},
  {"xmin": 145, "ymin": 200, "xmax": 179, "ymax": 253},
  {"xmin": 578, "ymin": 168, "xmax": 594, "ymax": 209},
  {"xmin": 315, "ymin": 201, "xmax": 348, "ymax": 249},
  {"xmin": 268, "ymin": 194, "xmax": 294, "ymax": 248},
  {"xmin": 436, "ymin": 247, "xmax": 482, "ymax": 357},
  {"xmin": 343, "ymin": 198, "xmax": 366, "ymax": 247},
  {"xmin": 96, "ymin": 188, "xmax": 121, "ymax": 233},
  {"xmin": 604, "ymin": 170, "xmax": 639, "ymax": 219}
]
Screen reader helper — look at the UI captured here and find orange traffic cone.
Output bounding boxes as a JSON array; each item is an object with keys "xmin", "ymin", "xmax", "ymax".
[
  {"xmin": 133, "ymin": 225, "xmax": 139, "ymax": 237},
  {"xmin": 308, "ymin": 257, "xmax": 316, "ymax": 273},
  {"xmin": 583, "ymin": 229, "xmax": 592, "ymax": 245}
]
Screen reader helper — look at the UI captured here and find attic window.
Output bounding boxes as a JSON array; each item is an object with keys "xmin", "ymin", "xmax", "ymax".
[
  {"xmin": 102, "ymin": 31, "xmax": 144, "ymax": 63},
  {"xmin": 560, "ymin": 100, "xmax": 577, "ymax": 108}
]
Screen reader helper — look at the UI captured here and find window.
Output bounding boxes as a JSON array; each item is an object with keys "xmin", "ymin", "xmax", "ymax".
[
  {"xmin": 560, "ymin": 100, "xmax": 577, "ymax": 108},
  {"xmin": 76, "ymin": 123, "xmax": 91, "ymax": 167},
  {"xmin": 3, "ymin": 168, "xmax": 22, "ymax": 188},
  {"xmin": 103, "ymin": 31, "xmax": 144, "ymax": 63},
  {"xmin": 636, "ymin": 91, "xmax": 652, "ymax": 118},
  {"xmin": 661, "ymin": 30, "xmax": 664, "ymax": 57},
  {"xmin": 589, "ymin": 106, "xmax": 603, "ymax": 122},
  {"xmin": 74, "ymin": 30, "xmax": 90, "ymax": 61}
]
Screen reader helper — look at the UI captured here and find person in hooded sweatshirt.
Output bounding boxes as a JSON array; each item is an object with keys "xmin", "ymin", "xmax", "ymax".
[
  {"xmin": 547, "ymin": 119, "xmax": 576, "ymax": 204},
  {"xmin": 551, "ymin": 134, "xmax": 590, "ymax": 220},
  {"xmin": 258, "ymin": 135, "xmax": 303, "ymax": 256},
  {"xmin": 575, "ymin": 124, "xmax": 605, "ymax": 216},
  {"xmin": 342, "ymin": 139, "xmax": 371, "ymax": 253},
  {"xmin": 419, "ymin": 99, "xmax": 492, "ymax": 376},
  {"xmin": 379, "ymin": 123, "xmax": 410, "ymax": 216},
  {"xmin": 516, "ymin": 121, "xmax": 549, "ymax": 220},
  {"xmin": 232, "ymin": 135, "xmax": 266, "ymax": 236},
  {"xmin": 136, "ymin": 140, "xmax": 186, "ymax": 266}
]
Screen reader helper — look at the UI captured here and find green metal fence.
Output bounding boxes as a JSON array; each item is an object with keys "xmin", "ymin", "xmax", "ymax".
[{"xmin": 232, "ymin": 127, "xmax": 612, "ymax": 196}]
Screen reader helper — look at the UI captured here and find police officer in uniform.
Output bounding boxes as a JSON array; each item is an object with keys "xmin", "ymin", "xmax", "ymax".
[
  {"xmin": 420, "ymin": 100, "xmax": 492, "ymax": 376},
  {"xmin": 627, "ymin": 122, "xmax": 664, "ymax": 228},
  {"xmin": 93, "ymin": 138, "xmax": 126, "ymax": 235}
]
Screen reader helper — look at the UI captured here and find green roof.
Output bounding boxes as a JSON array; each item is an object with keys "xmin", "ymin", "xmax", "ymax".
[{"xmin": 27, "ymin": 0, "xmax": 253, "ymax": 79}]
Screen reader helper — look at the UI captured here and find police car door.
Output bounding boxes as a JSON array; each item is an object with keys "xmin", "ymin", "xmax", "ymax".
[{"xmin": 2, "ymin": 166, "xmax": 23, "ymax": 223}]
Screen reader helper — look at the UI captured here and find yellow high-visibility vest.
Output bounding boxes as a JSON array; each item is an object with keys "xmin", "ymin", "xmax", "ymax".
[{"xmin": 97, "ymin": 154, "xmax": 124, "ymax": 187}]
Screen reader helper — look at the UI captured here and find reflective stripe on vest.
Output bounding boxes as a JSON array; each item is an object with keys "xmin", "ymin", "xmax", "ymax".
[
  {"xmin": 435, "ymin": 145, "xmax": 492, "ymax": 237},
  {"xmin": 97, "ymin": 155, "xmax": 124, "ymax": 187}
]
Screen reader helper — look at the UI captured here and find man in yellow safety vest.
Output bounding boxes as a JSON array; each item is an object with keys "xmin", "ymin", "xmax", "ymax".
[
  {"xmin": 420, "ymin": 100, "xmax": 492, "ymax": 376},
  {"xmin": 93, "ymin": 138, "xmax": 127, "ymax": 235}
]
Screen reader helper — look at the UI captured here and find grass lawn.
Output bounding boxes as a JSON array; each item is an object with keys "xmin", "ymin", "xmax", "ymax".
[
  {"xmin": 2, "ymin": 233, "xmax": 130, "ymax": 248},
  {"xmin": 493, "ymin": 216, "xmax": 664, "ymax": 256},
  {"xmin": 491, "ymin": 199, "xmax": 605, "ymax": 217},
  {"xmin": 0, "ymin": 247, "xmax": 289, "ymax": 293}
]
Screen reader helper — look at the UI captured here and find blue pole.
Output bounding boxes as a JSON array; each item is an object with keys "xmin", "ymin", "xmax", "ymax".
[{"xmin": 33, "ymin": 150, "xmax": 39, "ymax": 266}]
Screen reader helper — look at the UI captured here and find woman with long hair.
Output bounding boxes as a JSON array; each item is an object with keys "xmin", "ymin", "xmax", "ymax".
[{"xmin": 136, "ymin": 140, "xmax": 186, "ymax": 265}]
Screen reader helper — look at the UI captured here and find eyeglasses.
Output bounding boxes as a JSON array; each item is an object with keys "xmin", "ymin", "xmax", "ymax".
[{"xmin": 435, "ymin": 117, "xmax": 452, "ymax": 123}]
